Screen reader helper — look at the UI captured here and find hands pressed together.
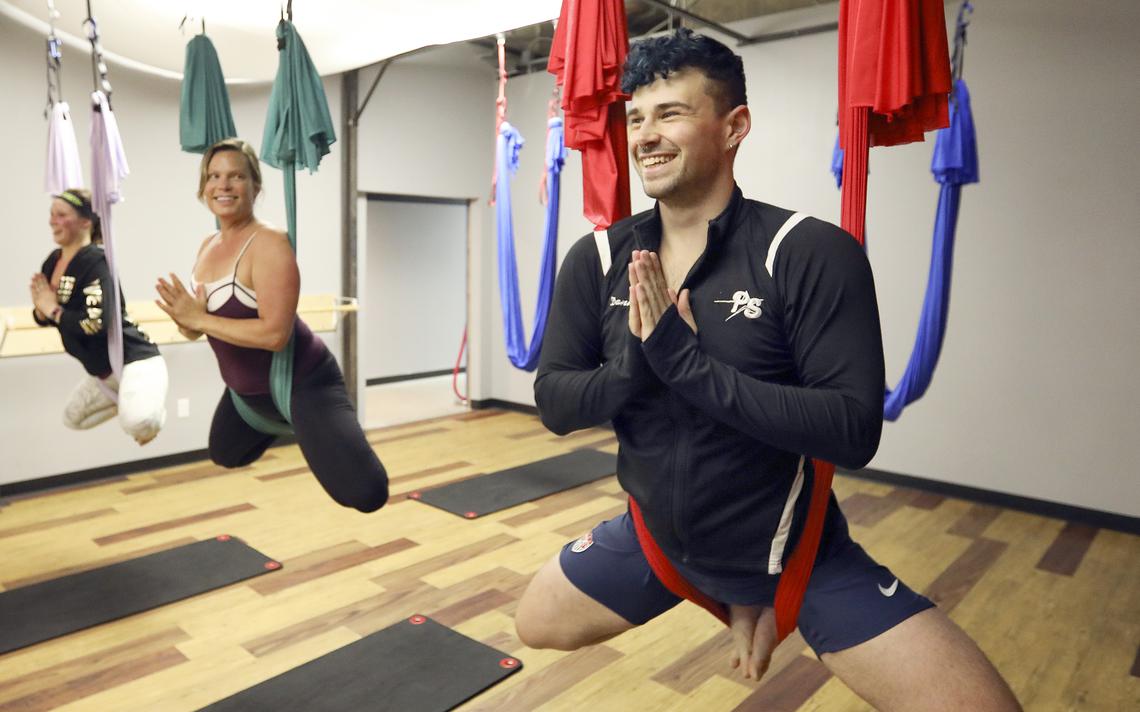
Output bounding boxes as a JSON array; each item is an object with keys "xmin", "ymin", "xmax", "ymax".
[
  {"xmin": 29, "ymin": 273, "xmax": 60, "ymax": 321},
  {"xmin": 627, "ymin": 250, "xmax": 697, "ymax": 341},
  {"xmin": 154, "ymin": 273, "xmax": 207, "ymax": 334}
]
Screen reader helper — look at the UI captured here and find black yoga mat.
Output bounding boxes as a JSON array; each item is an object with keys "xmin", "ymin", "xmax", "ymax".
[
  {"xmin": 410, "ymin": 448, "xmax": 617, "ymax": 518},
  {"xmin": 200, "ymin": 615, "xmax": 522, "ymax": 712},
  {"xmin": 0, "ymin": 535, "xmax": 280, "ymax": 655}
]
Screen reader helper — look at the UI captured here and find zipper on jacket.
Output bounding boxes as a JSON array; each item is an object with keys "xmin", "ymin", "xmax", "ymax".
[{"xmin": 667, "ymin": 221, "xmax": 722, "ymax": 565}]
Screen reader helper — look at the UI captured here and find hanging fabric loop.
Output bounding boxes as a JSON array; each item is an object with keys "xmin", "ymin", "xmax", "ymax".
[
  {"xmin": 228, "ymin": 18, "xmax": 336, "ymax": 435},
  {"xmin": 883, "ymin": 80, "xmax": 978, "ymax": 420},
  {"xmin": 495, "ymin": 117, "xmax": 565, "ymax": 371},
  {"xmin": 489, "ymin": 33, "xmax": 566, "ymax": 372},
  {"xmin": 83, "ymin": 2, "xmax": 128, "ymax": 401}
]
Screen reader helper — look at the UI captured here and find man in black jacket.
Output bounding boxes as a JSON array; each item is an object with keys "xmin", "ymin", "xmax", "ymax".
[{"xmin": 514, "ymin": 29, "xmax": 1019, "ymax": 711}]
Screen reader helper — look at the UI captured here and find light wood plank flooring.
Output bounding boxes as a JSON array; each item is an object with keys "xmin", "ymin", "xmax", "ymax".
[{"xmin": 1, "ymin": 410, "xmax": 1136, "ymax": 711}]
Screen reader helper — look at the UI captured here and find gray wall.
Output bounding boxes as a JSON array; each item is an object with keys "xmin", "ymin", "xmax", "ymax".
[
  {"xmin": 0, "ymin": 15, "xmax": 343, "ymax": 485},
  {"xmin": 363, "ymin": 197, "xmax": 467, "ymax": 380}
]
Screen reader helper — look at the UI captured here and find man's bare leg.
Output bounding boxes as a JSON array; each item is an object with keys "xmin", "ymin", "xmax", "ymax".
[{"xmin": 821, "ymin": 607, "xmax": 1021, "ymax": 712}]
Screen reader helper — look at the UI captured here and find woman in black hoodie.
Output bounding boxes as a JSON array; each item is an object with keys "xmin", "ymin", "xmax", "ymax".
[{"xmin": 30, "ymin": 188, "xmax": 167, "ymax": 444}]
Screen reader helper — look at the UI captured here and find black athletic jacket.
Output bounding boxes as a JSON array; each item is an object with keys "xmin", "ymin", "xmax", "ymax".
[
  {"xmin": 35, "ymin": 245, "xmax": 159, "ymax": 376},
  {"xmin": 535, "ymin": 187, "xmax": 884, "ymax": 574}
]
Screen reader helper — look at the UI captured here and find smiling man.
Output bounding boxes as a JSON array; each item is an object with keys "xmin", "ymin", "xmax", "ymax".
[{"xmin": 515, "ymin": 29, "xmax": 1019, "ymax": 711}]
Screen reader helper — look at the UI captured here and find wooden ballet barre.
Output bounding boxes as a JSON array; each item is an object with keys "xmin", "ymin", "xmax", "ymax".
[{"xmin": 0, "ymin": 294, "xmax": 358, "ymax": 358}]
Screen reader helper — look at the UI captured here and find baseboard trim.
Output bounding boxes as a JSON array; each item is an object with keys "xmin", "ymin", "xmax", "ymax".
[
  {"xmin": 843, "ymin": 466, "xmax": 1139, "ymax": 535},
  {"xmin": 366, "ymin": 368, "xmax": 464, "ymax": 387},
  {"xmin": 468, "ymin": 398, "xmax": 539, "ymax": 416},
  {"xmin": 1, "ymin": 449, "xmax": 209, "ymax": 498},
  {"xmin": 1, "ymin": 435, "xmax": 299, "ymax": 499}
]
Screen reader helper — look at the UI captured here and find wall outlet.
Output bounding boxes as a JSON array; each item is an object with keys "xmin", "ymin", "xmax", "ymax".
[{"xmin": 177, "ymin": 398, "xmax": 190, "ymax": 418}]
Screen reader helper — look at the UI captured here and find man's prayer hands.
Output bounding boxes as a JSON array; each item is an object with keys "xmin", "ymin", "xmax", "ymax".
[{"xmin": 628, "ymin": 250, "xmax": 697, "ymax": 341}]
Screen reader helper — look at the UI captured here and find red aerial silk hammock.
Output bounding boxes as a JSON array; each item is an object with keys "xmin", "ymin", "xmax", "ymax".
[{"xmin": 547, "ymin": 0, "xmax": 631, "ymax": 229}]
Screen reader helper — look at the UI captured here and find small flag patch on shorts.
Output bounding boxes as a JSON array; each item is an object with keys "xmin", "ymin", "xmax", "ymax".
[{"xmin": 571, "ymin": 532, "xmax": 594, "ymax": 553}]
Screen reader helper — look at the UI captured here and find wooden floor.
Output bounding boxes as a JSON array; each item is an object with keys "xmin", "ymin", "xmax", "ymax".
[{"xmin": 1, "ymin": 409, "xmax": 1137, "ymax": 711}]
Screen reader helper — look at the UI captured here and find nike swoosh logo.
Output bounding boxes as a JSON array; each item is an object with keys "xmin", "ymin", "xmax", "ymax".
[{"xmin": 878, "ymin": 579, "xmax": 899, "ymax": 597}]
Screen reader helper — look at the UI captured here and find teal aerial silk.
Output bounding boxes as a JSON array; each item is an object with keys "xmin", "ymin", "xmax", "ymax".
[{"xmin": 231, "ymin": 20, "xmax": 336, "ymax": 434}]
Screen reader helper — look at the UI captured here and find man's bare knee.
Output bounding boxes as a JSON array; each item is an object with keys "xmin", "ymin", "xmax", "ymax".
[
  {"xmin": 515, "ymin": 553, "xmax": 633, "ymax": 651},
  {"xmin": 514, "ymin": 615, "xmax": 582, "ymax": 651}
]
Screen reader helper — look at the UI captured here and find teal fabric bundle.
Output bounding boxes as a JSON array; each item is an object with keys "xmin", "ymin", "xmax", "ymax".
[
  {"xmin": 230, "ymin": 20, "xmax": 337, "ymax": 433},
  {"xmin": 180, "ymin": 35, "xmax": 237, "ymax": 154}
]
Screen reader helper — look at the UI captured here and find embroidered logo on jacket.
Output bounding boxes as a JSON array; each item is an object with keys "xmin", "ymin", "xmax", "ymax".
[
  {"xmin": 714, "ymin": 290, "xmax": 763, "ymax": 320},
  {"xmin": 608, "ymin": 296, "xmax": 630, "ymax": 308}
]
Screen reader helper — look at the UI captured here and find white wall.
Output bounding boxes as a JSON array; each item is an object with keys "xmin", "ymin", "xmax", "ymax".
[
  {"xmin": 363, "ymin": 197, "xmax": 466, "ymax": 380},
  {"xmin": 353, "ymin": 59, "xmax": 496, "ymax": 403},
  {"xmin": 0, "ymin": 15, "xmax": 343, "ymax": 484},
  {"xmin": 854, "ymin": 0, "xmax": 1139, "ymax": 517},
  {"xmin": 473, "ymin": 1, "xmax": 1140, "ymax": 518},
  {"xmin": 3, "ymin": 2, "xmax": 1137, "ymax": 518}
]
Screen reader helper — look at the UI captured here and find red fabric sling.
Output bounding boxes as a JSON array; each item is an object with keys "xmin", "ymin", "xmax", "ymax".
[{"xmin": 629, "ymin": 464, "xmax": 829, "ymax": 643}]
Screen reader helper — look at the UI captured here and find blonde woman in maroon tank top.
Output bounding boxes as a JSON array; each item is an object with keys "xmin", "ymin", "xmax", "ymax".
[{"xmin": 155, "ymin": 139, "xmax": 388, "ymax": 513}]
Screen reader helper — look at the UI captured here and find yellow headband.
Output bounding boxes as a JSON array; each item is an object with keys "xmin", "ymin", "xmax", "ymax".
[{"xmin": 55, "ymin": 191, "xmax": 93, "ymax": 218}]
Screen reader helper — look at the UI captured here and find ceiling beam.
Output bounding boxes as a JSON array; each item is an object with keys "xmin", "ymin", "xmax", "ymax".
[
  {"xmin": 638, "ymin": 0, "xmax": 753, "ymax": 43},
  {"xmin": 638, "ymin": 0, "xmax": 838, "ymax": 46}
]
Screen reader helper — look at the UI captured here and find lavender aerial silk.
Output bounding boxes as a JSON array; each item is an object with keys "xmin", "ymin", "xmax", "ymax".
[
  {"xmin": 45, "ymin": 102, "xmax": 84, "ymax": 194},
  {"xmin": 90, "ymin": 90, "xmax": 129, "ymax": 390}
]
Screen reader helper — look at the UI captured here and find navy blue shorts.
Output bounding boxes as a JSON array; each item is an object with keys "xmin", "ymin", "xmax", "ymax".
[{"xmin": 559, "ymin": 497, "xmax": 934, "ymax": 655}]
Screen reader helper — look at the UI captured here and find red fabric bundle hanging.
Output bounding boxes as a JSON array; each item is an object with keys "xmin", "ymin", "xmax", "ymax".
[
  {"xmin": 547, "ymin": 0, "xmax": 631, "ymax": 229},
  {"xmin": 839, "ymin": 0, "xmax": 952, "ymax": 240},
  {"xmin": 840, "ymin": 0, "xmax": 952, "ymax": 151}
]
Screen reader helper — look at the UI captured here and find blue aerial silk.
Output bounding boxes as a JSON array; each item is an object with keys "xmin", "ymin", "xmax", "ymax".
[
  {"xmin": 829, "ymin": 80, "xmax": 977, "ymax": 420},
  {"xmin": 496, "ymin": 118, "xmax": 566, "ymax": 371},
  {"xmin": 882, "ymin": 79, "xmax": 979, "ymax": 420},
  {"xmin": 830, "ymin": 135, "xmax": 844, "ymax": 188}
]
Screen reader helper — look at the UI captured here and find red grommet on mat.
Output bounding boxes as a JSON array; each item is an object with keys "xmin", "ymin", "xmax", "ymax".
[
  {"xmin": 410, "ymin": 615, "xmax": 427, "ymax": 625},
  {"xmin": 499, "ymin": 658, "xmax": 519, "ymax": 669},
  {"xmin": 216, "ymin": 534, "xmax": 231, "ymax": 541},
  {"xmin": 409, "ymin": 492, "xmax": 422, "ymax": 500},
  {"xmin": 264, "ymin": 561, "xmax": 281, "ymax": 570},
  {"xmin": 464, "ymin": 511, "xmax": 478, "ymax": 519}
]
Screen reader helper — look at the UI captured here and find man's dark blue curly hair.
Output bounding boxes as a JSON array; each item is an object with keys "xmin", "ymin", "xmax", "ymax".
[{"xmin": 621, "ymin": 28, "xmax": 747, "ymax": 114}]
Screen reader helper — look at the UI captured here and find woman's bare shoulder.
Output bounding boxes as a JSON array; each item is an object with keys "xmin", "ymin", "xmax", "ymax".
[{"xmin": 254, "ymin": 224, "xmax": 291, "ymax": 248}]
